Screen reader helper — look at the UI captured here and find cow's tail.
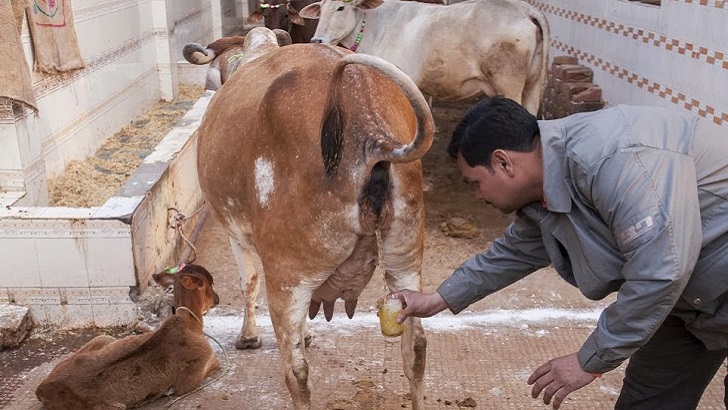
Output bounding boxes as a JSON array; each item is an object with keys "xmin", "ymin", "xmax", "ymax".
[
  {"xmin": 321, "ymin": 53, "xmax": 434, "ymax": 180},
  {"xmin": 527, "ymin": 7, "xmax": 550, "ymax": 119},
  {"xmin": 183, "ymin": 43, "xmax": 218, "ymax": 65},
  {"xmin": 183, "ymin": 35, "xmax": 249, "ymax": 65}
]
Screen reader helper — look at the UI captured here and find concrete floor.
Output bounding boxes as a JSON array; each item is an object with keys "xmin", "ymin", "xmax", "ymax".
[{"xmin": 2, "ymin": 218, "xmax": 725, "ymax": 410}]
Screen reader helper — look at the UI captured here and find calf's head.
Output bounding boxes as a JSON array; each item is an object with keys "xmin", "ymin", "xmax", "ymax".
[
  {"xmin": 248, "ymin": 0, "xmax": 306, "ymax": 31},
  {"xmin": 152, "ymin": 264, "xmax": 220, "ymax": 315}
]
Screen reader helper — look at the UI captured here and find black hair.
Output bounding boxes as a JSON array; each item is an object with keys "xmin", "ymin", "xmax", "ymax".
[{"xmin": 447, "ymin": 96, "xmax": 540, "ymax": 169}]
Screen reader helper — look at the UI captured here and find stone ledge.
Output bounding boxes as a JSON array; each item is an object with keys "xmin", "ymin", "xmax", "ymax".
[{"xmin": 0, "ymin": 304, "xmax": 33, "ymax": 350}]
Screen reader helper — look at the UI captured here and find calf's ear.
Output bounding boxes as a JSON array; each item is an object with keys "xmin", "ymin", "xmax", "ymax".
[
  {"xmin": 152, "ymin": 272, "xmax": 176, "ymax": 289},
  {"xmin": 289, "ymin": 9, "xmax": 305, "ymax": 26},
  {"xmin": 179, "ymin": 274, "xmax": 205, "ymax": 291},
  {"xmin": 298, "ymin": 3, "xmax": 321, "ymax": 19}
]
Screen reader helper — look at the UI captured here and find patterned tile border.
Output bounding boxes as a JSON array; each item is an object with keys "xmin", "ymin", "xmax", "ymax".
[
  {"xmin": 673, "ymin": 0, "xmax": 725, "ymax": 7},
  {"xmin": 73, "ymin": 0, "xmax": 139, "ymax": 23},
  {"xmin": 527, "ymin": 1, "xmax": 727, "ymax": 70},
  {"xmin": 552, "ymin": 40, "xmax": 727, "ymax": 126}
]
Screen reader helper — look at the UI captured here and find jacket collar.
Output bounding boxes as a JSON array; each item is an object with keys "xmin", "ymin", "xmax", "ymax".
[{"xmin": 537, "ymin": 119, "xmax": 572, "ymax": 214}]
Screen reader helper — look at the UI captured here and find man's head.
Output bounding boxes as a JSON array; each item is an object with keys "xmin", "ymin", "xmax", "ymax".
[{"xmin": 449, "ymin": 96, "xmax": 543, "ymax": 213}]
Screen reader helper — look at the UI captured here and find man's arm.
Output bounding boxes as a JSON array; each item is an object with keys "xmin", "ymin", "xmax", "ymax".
[{"xmin": 437, "ymin": 212, "xmax": 551, "ymax": 313}]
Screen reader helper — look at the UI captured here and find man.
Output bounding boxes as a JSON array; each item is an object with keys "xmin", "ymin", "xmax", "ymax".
[{"xmin": 393, "ymin": 96, "xmax": 728, "ymax": 409}]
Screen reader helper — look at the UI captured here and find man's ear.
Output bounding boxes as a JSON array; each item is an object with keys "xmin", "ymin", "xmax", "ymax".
[{"xmin": 491, "ymin": 150, "xmax": 513, "ymax": 174}]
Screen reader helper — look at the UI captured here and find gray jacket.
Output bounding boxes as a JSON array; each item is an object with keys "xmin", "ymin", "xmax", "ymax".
[{"xmin": 437, "ymin": 105, "xmax": 728, "ymax": 374}]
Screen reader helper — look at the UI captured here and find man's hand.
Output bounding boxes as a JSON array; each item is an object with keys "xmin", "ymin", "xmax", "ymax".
[
  {"xmin": 527, "ymin": 353, "xmax": 597, "ymax": 409},
  {"xmin": 389, "ymin": 290, "xmax": 449, "ymax": 323}
]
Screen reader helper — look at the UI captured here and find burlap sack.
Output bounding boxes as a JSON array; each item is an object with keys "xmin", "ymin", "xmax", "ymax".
[
  {"xmin": 25, "ymin": 0, "xmax": 85, "ymax": 74},
  {"xmin": 0, "ymin": 0, "xmax": 37, "ymax": 112}
]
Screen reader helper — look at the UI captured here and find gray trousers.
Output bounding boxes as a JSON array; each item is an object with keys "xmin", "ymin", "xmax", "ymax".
[{"xmin": 615, "ymin": 315, "xmax": 727, "ymax": 409}]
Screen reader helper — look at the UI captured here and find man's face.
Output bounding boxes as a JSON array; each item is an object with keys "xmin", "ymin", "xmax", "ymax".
[{"xmin": 457, "ymin": 152, "xmax": 528, "ymax": 214}]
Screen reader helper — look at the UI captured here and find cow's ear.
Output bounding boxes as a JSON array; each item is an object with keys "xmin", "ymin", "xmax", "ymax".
[
  {"xmin": 356, "ymin": 0, "xmax": 384, "ymax": 10},
  {"xmin": 298, "ymin": 2, "xmax": 321, "ymax": 19},
  {"xmin": 289, "ymin": 8, "xmax": 305, "ymax": 26},
  {"xmin": 273, "ymin": 29, "xmax": 293, "ymax": 46},
  {"xmin": 247, "ymin": 10, "xmax": 264, "ymax": 23}
]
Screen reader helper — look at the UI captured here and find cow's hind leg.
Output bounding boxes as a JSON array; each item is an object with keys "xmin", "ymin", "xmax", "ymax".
[
  {"xmin": 267, "ymin": 283, "xmax": 314, "ymax": 410},
  {"xmin": 229, "ymin": 237, "xmax": 262, "ymax": 349},
  {"xmin": 401, "ymin": 316, "xmax": 427, "ymax": 410},
  {"xmin": 385, "ymin": 270, "xmax": 427, "ymax": 410}
]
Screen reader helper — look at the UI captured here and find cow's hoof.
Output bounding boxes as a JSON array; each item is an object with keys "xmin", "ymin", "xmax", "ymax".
[{"xmin": 235, "ymin": 335, "xmax": 262, "ymax": 350}]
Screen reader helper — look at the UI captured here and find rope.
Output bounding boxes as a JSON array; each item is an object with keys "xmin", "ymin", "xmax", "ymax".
[
  {"xmin": 165, "ymin": 332, "xmax": 232, "ymax": 408},
  {"xmin": 167, "ymin": 203, "xmax": 206, "ymax": 263}
]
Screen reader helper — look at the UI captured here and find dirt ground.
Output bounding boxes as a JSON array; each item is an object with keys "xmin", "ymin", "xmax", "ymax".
[{"xmin": 2, "ymin": 99, "xmax": 725, "ymax": 410}]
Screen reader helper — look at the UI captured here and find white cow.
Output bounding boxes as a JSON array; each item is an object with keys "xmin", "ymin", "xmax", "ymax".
[{"xmin": 300, "ymin": 0, "xmax": 550, "ymax": 115}]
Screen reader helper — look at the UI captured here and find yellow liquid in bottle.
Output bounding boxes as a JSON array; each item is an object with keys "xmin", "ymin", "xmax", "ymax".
[{"xmin": 378, "ymin": 297, "xmax": 405, "ymax": 337}]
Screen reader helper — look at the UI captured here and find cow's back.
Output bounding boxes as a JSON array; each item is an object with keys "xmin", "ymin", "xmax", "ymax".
[{"xmin": 197, "ymin": 43, "xmax": 420, "ymax": 264}]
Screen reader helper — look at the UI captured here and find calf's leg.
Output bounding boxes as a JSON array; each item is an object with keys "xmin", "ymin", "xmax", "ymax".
[{"xmin": 174, "ymin": 355, "xmax": 221, "ymax": 395}]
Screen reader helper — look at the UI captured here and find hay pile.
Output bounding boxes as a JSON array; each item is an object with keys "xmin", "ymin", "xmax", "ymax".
[{"xmin": 49, "ymin": 85, "xmax": 204, "ymax": 207}]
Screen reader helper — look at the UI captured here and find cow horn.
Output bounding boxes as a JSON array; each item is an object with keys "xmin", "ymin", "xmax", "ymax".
[
  {"xmin": 183, "ymin": 43, "xmax": 217, "ymax": 65},
  {"xmin": 337, "ymin": 54, "xmax": 434, "ymax": 164}
]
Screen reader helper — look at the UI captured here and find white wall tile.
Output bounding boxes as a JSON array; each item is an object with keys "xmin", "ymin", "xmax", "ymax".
[
  {"xmin": 88, "ymin": 286, "xmax": 133, "ymax": 305},
  {"xmin": 0, "ymin": 238, "xmax": 41, "ymax": 287},
  {"xmin": 12, "ymin": 288, "xmax": 62, "ymax": 305},
  {"xmin": 86, "ymin": 237, "xmax": 136, "ymax": 287},
  {"xmin": 35, "ymin": 237, "xmax": 90, "ymax": 288},
  {"xmin": 45, "ymin": 304, "xmax": 95, "ymax": 329},
  {"xmin": 0, "ymin": 288, "xmax": 10, "ymax": 303},
  {"xmin": 60, "ymin": 287, "xmax": 91, "ymax": 305},
  {"xmin": 93, "ymin": 303, "xmax": 138, "ymax": 327}
]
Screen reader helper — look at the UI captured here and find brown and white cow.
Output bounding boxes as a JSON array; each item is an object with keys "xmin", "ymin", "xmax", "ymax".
[
  {"xmin": 300, "ymin": 0, "xmax": 550, "ymax": 115},
  {"xmin": 35, "ymin": 264, "xmax": 220, "ymax": 410},
  {"xmin": 182, "ymin": 29, "xmax": 292, "ymax": 90},
  {"xmin": 196, "ymin": 27, "xmax": 432, "ymax": 409},
  {"xmin": 248, "ymin": 0, "xmax": 320, "ymax": 44}
]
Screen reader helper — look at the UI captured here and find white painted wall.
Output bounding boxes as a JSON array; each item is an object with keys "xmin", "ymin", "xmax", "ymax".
[{"xmin": 531, "ymin": 0, "xmax": 727, "ymax": 128}]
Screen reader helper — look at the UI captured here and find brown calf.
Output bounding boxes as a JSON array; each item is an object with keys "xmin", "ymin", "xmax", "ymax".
[{"xmin": 35, "ymin": 264, "xmax": 220, "ymax": 410}]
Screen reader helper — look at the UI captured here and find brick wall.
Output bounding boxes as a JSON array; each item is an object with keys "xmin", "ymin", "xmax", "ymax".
[{"xmin": 542, "ymin": 56, "xmax": 606, "ymax": 120}]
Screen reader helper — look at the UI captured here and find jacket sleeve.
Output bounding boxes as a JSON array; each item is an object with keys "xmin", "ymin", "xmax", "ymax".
[
  {"xmin": 575, "ymin": 147, "xmax": 702, "ymax": 373},
  {"xmin": 437, "ymin": 210, "xmax": 551, "ymax": 314}
]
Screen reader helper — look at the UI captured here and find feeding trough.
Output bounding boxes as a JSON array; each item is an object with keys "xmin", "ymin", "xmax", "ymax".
[{"xmin": 0, "ymin": 91, "xmax": 214, "ymax": 328}]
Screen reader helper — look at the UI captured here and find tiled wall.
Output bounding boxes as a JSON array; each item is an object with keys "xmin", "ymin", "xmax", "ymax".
[{"xmin": 530, "ymin": 0, "xmax": 727, "ymax": 127}]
